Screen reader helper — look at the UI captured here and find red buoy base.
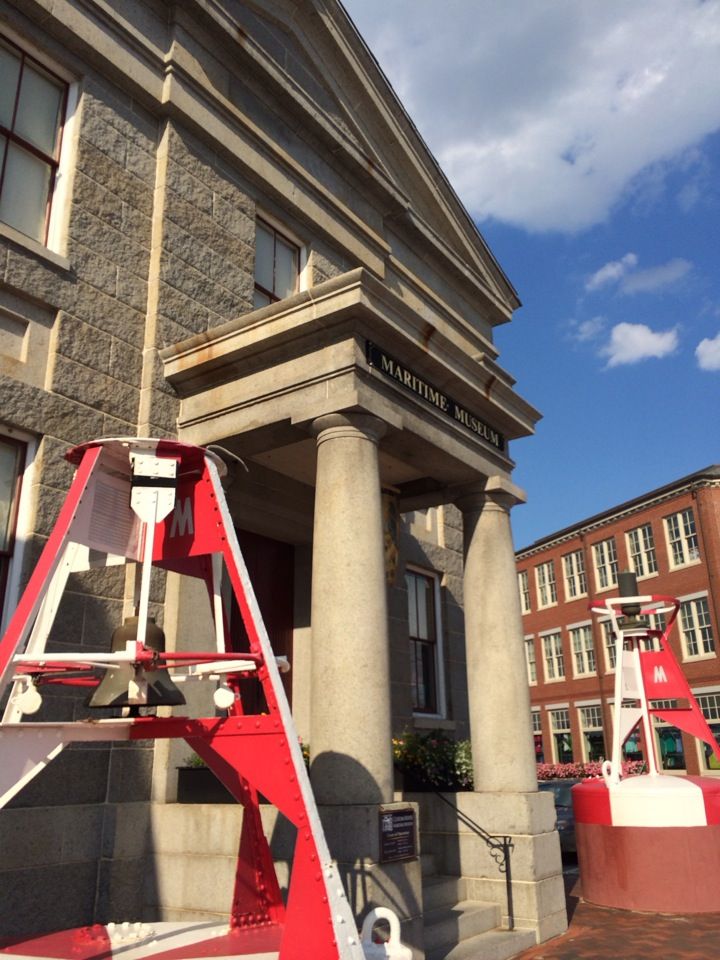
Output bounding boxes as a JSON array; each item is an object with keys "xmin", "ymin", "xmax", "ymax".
[{"xmin": 577, "ymin": 821, "xmax": 720, "ymax": 913}]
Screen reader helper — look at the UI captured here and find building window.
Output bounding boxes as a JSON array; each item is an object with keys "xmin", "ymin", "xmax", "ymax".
[
  {"xmin": 532, "ymin": 709, "xmax": 544, "ymax": 762},
  {"xmin": 550, "ymin": 708, "xmax": 573, "ymax": 763},
  {"xmin": 697, "ymin": 693, "xmax": 720, "ymax": 772},
  {"xmin": 525, "ymin": 637, "xmax": 537, "ymax": 685},
  {"xmin": 592, "ymin": 537, "xmax": 618, "ymax": 591},
  {"xmin": 679, "ymin": 595, "xmax": 715, "ymax": 659},
  {"xmin": 406, "ymin": 569, "xmax": 443, "ymax": 714},
  {"xmin": 518, "ymin": 570, "xmax": 531, "ymax": 614},
  {"xmin": 253, "ymin": 217, "xmax": 300, "ymax": 308},
  {"xmin": 652, "ymin": 704, "xmax": 686, "ymax": 771},
  {"xmin": 535, "ymin": 560, "xmax": 557, "ymax": 608},
  {"xmin": 664, "ymin": 508, "xmax": 700, "ymax": 568},
  {"xmin": 601, "ymin": 620, "xmax": 617, "ymax": 671},
  {"xmin": 0, "ymin": 35, "xmax": 67, "ymax": 244},
  {"xmin": 562, "ymin": 549, "xmax": 587, "ymax": 600},
  {"xmin": 626, "ymin": 523, "xmax": 658, "ymax": 578},
  {"xmin": 579, "ymin": 705, "xmax": 605, "ymax": 762},
  {"xmin": 542, "ymin": 631, "xmax": 564, "ymax": 682},
  {"xmin": 0, "ymin": 435, "xmax": 25, "ymax": 619},
  {"xmin": 570, "ymin": 624, "xmax": 596, "ymax": 677}
]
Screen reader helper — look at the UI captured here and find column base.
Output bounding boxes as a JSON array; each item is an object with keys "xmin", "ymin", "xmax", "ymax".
[
  {"xmin": 408, "ymin": 790, "xmax": 568, "ymax": 941},
  {"xmin": 317, "ymin": 801, "xmax": 423, "ymax": 956}
]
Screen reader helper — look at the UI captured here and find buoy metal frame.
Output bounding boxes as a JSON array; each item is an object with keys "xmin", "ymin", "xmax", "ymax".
[{"xmin": 0, "ymin": 438, "xmax": 366, "ymax": 960}]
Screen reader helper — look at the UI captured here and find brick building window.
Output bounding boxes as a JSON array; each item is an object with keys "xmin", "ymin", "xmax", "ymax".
[
  {"xmin": 525, "ymin": 636, "xmax": 537, "ymax": 684},
  {"xmin": 697, "ymin": 693, "xmax": 720, "ymax": 771},
  {"xmin": 0, "ymin": 35, "xmax": 67, "ymax": 244},
  {"xmin": 542, "ymin": 631, "xmax": 564, "ymax": 681},
  {"xmin": 601, "ymin": 620, "xmax": 617, "ymax": 670},
  {"xmin": 253, "ymin": 217, "xmax": 300, "ymax": 308},
  {"xmin": 592, "ymin": 537, "xmax": 618, "ymax": 591},
  {"xmin": 652, "ymin": 703, "xmax": 686, "ymax": 771},
  {"xmin": 562, "ymin": 549, "xmax": 587, "ymax": 600},
  {"xmin": 518, "ymin": 570, "xmax": 531, "ymax": 613},
  {"xmin": 532, "ymin": 709, "xmax": 544, "ymax": 762},
  {"xmin": 664, "ymin": 508, "xmax": 700, "ymax": 568},
  {"xmin": 406, "ymin": 568, "xmax": 443, "ymax": 714},
  {"xmin": 679, "ymin": 595, "xmax": 714, "ymax": 659},
  {"xmin": 550, "ymin": 708, "xmax": 573, "ymax": 763},
  {"xmin": 0, "ymin": 434, "xmax": 25, "ymax": 619},
  {"xmin": 579, "ymin": 705, "xmax": 605, "ymax": 761},
  {"xmin": 570, "ymin": 624, "xmax": 596, "ymax": 677},
  {"xmin": 626, "ymin": 523, "xmax": 658, "ymax": 578},
  {"xmin": 535, "ymin": 560, "xmax": 557, "ymax": 608}
]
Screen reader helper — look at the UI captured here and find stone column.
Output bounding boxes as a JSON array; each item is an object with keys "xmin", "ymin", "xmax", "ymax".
[
  {"xmin": 309, "ymin": 413, "xmax": 393, "ymax": 805},
  {"xmin": 457, "ymin": 477, "xmax": 536, "ymax": 793}
]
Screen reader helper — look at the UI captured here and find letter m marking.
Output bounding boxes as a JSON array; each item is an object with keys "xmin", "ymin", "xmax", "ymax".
[{"xmin": 170, "ymin": 497, "xmax": 194, "ymax": 538}]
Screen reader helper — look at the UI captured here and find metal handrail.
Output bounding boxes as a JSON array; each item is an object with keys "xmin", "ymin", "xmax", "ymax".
[{"xmin": 432, "ymin": 790, "xmax": 515, "ymax": 931}]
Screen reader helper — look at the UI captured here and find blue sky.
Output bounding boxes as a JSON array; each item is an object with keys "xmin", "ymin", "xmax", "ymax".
[{"xmin": 342, "ymin": 0, "xmax": 720, "ymax": 548}]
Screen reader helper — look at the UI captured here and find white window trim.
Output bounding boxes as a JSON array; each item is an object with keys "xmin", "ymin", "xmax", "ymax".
[
  {"xmin": 407, "ymin": 564, "xmax": 446, "ymax": 720},
  {"xmin": 578, "ymin": 703, "xmax": 605, "ymax": 763},
  {"xmin": 677, "ymin": 592, "xmax": 715, "ymax": 663},
  {"xmin": 540, "ymin": 629, "xmax": 565, "ymax": 684},
  {"xmin": 524, "ymin": 634, "xmax": 537, "ymax": 686},
  {"xmin": 0, "ymin": 24, "xmax": 80, "ymax": 261},
  {"xmin": 518, "ymin": 570, "xmax": 531, "ymax": 614},
  {"xmin": 592, "ymin": 537, "xmax": 618, "ymax": 593},
  {"xmin": 625, "ymin": 524, "xmax": 659, "ymax": 582},
  {"xmin": 570, "ymin": 622, "xmax": 596, "ymax": 679},
  {"xmin": 562, "ymin": 550, "xmax": 587, "ymax": 601},
  {"xmin": 663, "ymin": 508, "xmax": 701, "ymax": 571},
  {"xmin": 535, "ymin": 560, "xmax": 557, "ymax": 610},
  {"xmin": 599, "ymin": 619, "xmax": 617, "ymax": 674}
]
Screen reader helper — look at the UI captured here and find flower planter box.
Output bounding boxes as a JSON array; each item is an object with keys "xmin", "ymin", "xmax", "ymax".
[{"xmin": 176, "ymin": 767, "xmax": 237, "ymax": 803}]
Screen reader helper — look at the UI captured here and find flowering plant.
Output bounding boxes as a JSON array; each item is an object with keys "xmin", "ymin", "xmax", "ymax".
[
  {"xmin": 393, "ymin": 730, "xmax": 473, "ymax": 790},
  {"xmin": 536, "ymin": 760, "xmax": 646, "ymax": 780}
]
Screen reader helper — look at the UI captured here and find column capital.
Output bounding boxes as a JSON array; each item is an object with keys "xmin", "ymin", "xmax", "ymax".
[
  {"xmin": 453, "ymin": 475, "xmax": 526, "ymax": 514},
  {"xmin": 311, "ymin": 412, "xmax": 388, "ymax": 445}
]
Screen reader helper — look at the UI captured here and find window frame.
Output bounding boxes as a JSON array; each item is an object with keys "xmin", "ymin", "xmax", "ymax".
[
  {"xmin": 0, "ymin": 428, "xmax": 35, "ymax": 634},
  {"xmin": 535, "ymin": 559, "xmax": 557, "ymax": 609},
  {"xmin": 578, "ymin": 703, "xmax": 605, "ymax": 762},
  {"xmin": 678, "ymin": 593, "xmax": 715, "ymax": 661},
  {"xmin": 625, "ymin": 523, "xmax": 658, "ymax": 580},
  {"xmin": 549, "ymin": 706, "xmax": 573, "ymax": 763},
  {"xmin": 695, "ymin": 690, "xmax": 720, "ymax": 773},
  {"xmin": 664, "ymin": 508, "xmax": 701, "ymax": 569},
  {"xmin": 518, "ymin": 570, "xmax": 531, "ymax": 614},
  {"xmin": 253, "ymin": 214, "xmax": 304, "ymax": 308},
  {"xmin": 562, "ymin": 549, "xmax": 587, "ymax": 601},
  {"xmin": 0, "ymin": 29, "xmax": 77, "ymax": 255},
  {"xmin": 541, "ymin": 629, "xmax": 565, "ymax": 683},
  {"xmin": 524, "ymin": 635, "xmax": 537, "ymax": 685},
  {"xmin": 592, "ymin": 537, "xmax": 618, "ymax": 592},
  {"xmin": 406, "ymin": 565, "xmax": 446, "ymax": 718},
  {"xmin": 569, "ymin": 622, "xmax": 596, "ymax": 678}
]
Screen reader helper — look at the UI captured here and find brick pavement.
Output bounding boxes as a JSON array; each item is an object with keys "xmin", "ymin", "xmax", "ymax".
[{"xmin": 515, "ymin": 865, "xmax": 720, "ymax": 960}]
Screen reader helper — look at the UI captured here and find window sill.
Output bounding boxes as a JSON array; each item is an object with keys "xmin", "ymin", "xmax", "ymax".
[
  {"xmin": 682, "ymin": 652, "xmax": 717, "ymax": 664},
  {"xmin": 0, "ymin": 222, "xmax": 70, "ymax": 272},
  {"xmin": 537, "ymin": 602, "xmax": 558, "ymax": 611},
  {"xmin": 668, "ymin": 558, "xmax": 702, "ymax": 572},
  {"xmin": 542, "ymin": 676, "xmax": 567, "ymax": 684},
  {"xmin": 635, "ymin": 571, "xmax": 659, "ymax": 582},
  {"xmin": 573, "ymin": 672, "xmax": 598, "ymax": 680}
]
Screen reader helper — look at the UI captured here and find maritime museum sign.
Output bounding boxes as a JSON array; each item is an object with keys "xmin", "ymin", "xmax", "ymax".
[{"xmin": 366, "ymin": 341, "xmax": 505, "ymax": 452}]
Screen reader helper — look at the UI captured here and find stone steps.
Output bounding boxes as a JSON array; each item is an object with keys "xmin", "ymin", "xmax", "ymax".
[{"xmin": 421, "ymin": 854, "xmax": 535, "ymax": 960}]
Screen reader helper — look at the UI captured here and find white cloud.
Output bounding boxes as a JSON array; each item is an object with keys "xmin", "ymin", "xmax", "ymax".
[
  {"xmin": 696, "ymin": 333, "xmax": 720, "ymax": 371},
  {"xmin": 343, "ymin": 0, "xmax": 720, "ymax": 232},
  {"xmin": 600, "ymin": 322, "xmax": 679, "ymax": 366},
  {"xmin": 570, "ymin": 316, "xmax": 606, "ymax": 342},
  {"xmin": 586, "ymin": 253, "xmax": 638, "ymax": 291},
  {"xmin": 620, "ymin": 258, "xmax": 691, "ymax": 293}
]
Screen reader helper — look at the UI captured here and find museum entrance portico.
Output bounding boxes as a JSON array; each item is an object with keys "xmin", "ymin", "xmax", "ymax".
[{"xmin": 160, "ymin": 266, "xmax": 566, "ymax": 944}]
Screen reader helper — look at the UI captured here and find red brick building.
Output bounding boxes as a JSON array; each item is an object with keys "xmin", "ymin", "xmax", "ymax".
[{"xmin": 516, "ymin": 465, "xmax": 720, "ymax": 776}]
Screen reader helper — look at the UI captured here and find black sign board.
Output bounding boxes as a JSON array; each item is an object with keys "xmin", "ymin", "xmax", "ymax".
[
  {"xmin": 379, "ymin": 808, "xmax": 417, "ymax": 863},
  {"xmin": 365, "ymin": 341, "xmax": 505, "ymax": 452}
]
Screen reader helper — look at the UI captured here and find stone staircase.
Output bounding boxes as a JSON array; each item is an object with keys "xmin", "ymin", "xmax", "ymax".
[{"xmin": 421, "ymin": 854, "xmax": 536, "ymax": 960}]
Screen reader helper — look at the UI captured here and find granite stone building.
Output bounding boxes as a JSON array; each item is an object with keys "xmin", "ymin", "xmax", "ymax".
[
  {"xmin": 517, "ymin": 466, "xmax": 720, "ymax": 776},
  {"xmin": 0, "ymin": 1, "xmax": 565, "ymax": 956}
]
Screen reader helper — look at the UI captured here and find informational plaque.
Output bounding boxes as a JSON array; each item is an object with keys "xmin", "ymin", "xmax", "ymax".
[{"xmin": 378, "ymin": 807, "xmax": 417, "ymax": 863}]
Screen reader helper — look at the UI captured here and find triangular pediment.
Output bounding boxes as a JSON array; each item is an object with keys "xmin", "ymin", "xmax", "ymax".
[{"xmin": 211, "ymin": 0, "xmax": 516, "ymax": 315}]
